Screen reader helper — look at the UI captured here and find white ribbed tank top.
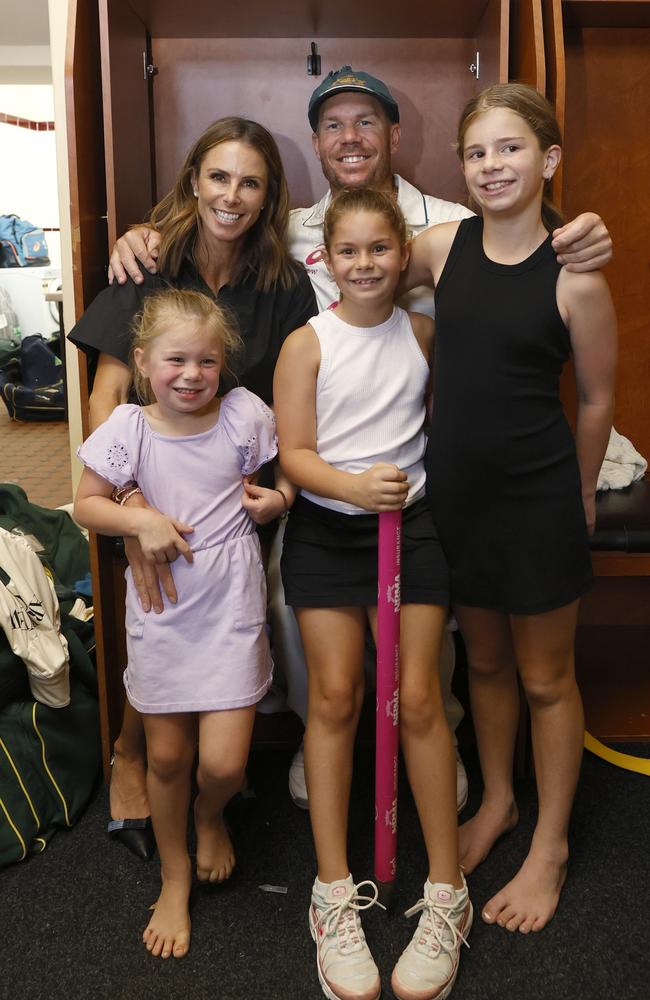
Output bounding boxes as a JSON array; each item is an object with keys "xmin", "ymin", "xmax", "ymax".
[{"xmin": 302, "ymin": 306, "xmax": 429, "ymax": 515}]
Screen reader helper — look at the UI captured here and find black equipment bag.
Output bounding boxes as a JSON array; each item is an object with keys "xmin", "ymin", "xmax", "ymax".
[{"xmin": 0, "ymin": 334, "xmax": 65, "ymax": 421}]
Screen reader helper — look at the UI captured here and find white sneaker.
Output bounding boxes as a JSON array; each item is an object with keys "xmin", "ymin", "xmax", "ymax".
[
  {"xmin": 289, "ymin": 742, "xmax": 309, "ymax": 810},
  {"xmin": 309, "ymin": 875, "xmax": 383, "ymax": 1000},
  {"xmin": 391, "ymin": 876, "xmax": 472, "ymax": 1000},
  {"xmin": 456, "ymin": 751, "xmax": 468, "ymax": 813}
]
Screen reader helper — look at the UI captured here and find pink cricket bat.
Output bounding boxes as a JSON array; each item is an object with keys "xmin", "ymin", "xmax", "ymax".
[{"xmin": 374, "ymin": 509, "xmax": 402, "ymax": 908}]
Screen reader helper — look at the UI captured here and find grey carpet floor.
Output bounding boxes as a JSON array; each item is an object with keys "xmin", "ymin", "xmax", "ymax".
[{"xmin": 2, "ymin": 741, "xmax": 649, "ymax": 1000}]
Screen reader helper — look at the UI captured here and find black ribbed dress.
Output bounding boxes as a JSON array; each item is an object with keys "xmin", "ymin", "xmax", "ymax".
[{"xmin": 426, "ymin": 217, "xmax": 593, "ymax": 614}]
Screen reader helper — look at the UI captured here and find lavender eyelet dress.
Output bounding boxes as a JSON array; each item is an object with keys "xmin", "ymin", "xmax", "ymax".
[{"xmin": 77, "ymin": 387, "xmax": 277, "ymax": 713}]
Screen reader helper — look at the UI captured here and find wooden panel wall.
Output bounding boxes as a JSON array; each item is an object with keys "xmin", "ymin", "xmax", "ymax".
[
  {"xmin": 563, "ymin": 27, "xmax": 650, "ymax": 460},
  {"xmin": 98, "ymin": 0, "xmax": 154, "ymax": 248},
  {"xmin": 65, "ymin": 0, "xmax": 108, "ymax": 323},
  {"xmin": 129, "ymin": 0, "xmax": 491, "ymax": 40},
  {"xmin": 541, "ymin": 0, "xmax": 566, "ymax": 198},
  {"xmin": 577, "ymin": 575, "xmax": 650, "ymax": 739},
  {"xmin": 476, "ymin": 0, "xmax": 510, "ymax": 86},
  {"xmin": 150, "ymin": 38, "xmax": 483, "ymax": 210},
  {"xmin": 509, "ymin": 0, "xmax": 546, "ymax": 89},
  {"xmin": 65, "ymin": 2, "xmax": 116, "ymax": 776}
]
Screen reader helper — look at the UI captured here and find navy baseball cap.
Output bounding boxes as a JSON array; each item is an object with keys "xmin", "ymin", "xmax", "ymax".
[{"xmin": 308, "ymin": 65, "xmax": 400, "ymax": 131}]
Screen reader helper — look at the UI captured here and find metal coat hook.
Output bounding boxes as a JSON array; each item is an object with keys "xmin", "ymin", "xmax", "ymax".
[{"xmin": 307, "ymin": 42, "xmax": 321, "ymax": 77}]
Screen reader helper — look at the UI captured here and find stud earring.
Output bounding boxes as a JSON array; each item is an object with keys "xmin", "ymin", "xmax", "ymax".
[{"xmin": 193, "ymin": 189, "xmax": 199, "ymax": 197}]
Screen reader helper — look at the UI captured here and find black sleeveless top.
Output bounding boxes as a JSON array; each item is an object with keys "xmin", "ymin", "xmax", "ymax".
[{"xmin": 426, "ymin": 216, "xmax": 592, "ymax": 614}]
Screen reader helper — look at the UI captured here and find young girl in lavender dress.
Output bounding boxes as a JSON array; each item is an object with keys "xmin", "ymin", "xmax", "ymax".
[{"xmin": 74, "ymin": 288, "xmax": 278, "ymax": 960}]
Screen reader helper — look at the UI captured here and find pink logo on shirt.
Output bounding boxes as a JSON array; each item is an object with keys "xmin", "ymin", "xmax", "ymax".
[{"xmin": 306, "ymin": 248, "xmax": 326, "ymax": 265}]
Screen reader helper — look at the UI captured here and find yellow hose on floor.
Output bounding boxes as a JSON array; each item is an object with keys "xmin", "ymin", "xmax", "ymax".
[{"xmin": 584, "ymin": 731, "xmax": 650, "ymax": 776}]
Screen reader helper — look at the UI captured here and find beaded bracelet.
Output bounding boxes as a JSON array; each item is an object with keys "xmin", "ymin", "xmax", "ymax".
[
  {"xmin": 118, "ymin": 486, "xmax": 143, "ymax": 506},
  {"xmin": 110, "ymin": 482, "xmax": 143, "ymax": 505}
]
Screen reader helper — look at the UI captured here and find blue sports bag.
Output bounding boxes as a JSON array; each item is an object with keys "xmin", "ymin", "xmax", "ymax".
[{"xmin": 0, "ymin": 215, "xmax": 50, "ymax": 267}]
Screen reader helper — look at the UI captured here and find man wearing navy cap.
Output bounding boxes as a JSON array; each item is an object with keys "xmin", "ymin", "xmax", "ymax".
[{"xmin": 291, "ymin": 65, "xmax": 473, "ymax": 319}]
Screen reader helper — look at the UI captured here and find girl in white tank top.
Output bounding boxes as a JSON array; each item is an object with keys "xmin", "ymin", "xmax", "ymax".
[{"xmin": 274, "ymin": 189, "xmax": 472, "ymax": 1000}]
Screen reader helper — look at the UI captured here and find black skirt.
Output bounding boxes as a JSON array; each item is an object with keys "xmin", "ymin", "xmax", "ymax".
[{"xmin": 281, "ymin": 495, "xmax": 449, "ymax": 608}]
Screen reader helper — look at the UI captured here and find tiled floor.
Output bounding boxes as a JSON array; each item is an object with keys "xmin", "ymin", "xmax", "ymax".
[{"xmin": 0, "ymin": 406, "xmax": 73, "ymax": 508}]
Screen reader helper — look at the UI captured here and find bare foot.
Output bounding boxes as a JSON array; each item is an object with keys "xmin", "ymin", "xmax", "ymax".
[
  {"xmin": 482, "ymin": 848, "xmax": 568, "ymax": 933},
  {"xmin": 143, "ymin": 870, "xmax": 192, "ymax": 959},
  {"xmin": 110, "ymin": 748, "xmax": 149, "ymax": 821},
  {"xmin": 459, "ymin": 799, "xmax": 518, "ymax": 874},
  {"xmin": 194, "ymin": 800, "xmax": 235, "ymax": 883}
]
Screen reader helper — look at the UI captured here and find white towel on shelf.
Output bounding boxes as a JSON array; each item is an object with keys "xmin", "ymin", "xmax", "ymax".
[{"xmin": 597, "ymin": 428, "xmax": 648, "ymax": 492}]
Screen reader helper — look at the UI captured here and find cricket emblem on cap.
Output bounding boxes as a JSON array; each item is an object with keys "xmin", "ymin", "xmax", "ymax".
[{"xmin": 331, "ymin": 73, "xmax": 368, "ymax": 88}]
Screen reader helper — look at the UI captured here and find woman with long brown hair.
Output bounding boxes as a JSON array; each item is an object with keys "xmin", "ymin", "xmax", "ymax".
[{"xmin": 69, "ymin": 116, "xmax": 316, "ymax": 868}]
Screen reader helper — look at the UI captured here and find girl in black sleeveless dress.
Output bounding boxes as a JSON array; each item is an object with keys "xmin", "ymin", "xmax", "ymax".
[{"xmin": 403, "ymin": 84, "xmax": 617, "ymax": 939}]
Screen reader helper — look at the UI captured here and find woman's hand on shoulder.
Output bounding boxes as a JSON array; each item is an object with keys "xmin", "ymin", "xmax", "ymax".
[
  {"xmin": 108, "ymin": 226, "xmax": 161, "ymax": 285},
  {"xmin": 351, "ymin": 463, "xmax": 409, "ymax": 513}
]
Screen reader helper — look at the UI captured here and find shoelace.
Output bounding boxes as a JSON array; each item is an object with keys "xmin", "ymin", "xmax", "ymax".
[
  {"xmin": 404, "ymin": 895, "xmax": 471, "ymax": 957},
  {"xmin": 314, "ymin": 880, "xmax": 386, "ymax": 952}
]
